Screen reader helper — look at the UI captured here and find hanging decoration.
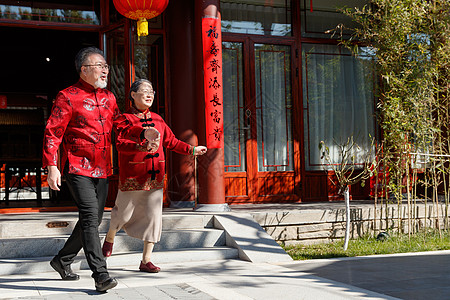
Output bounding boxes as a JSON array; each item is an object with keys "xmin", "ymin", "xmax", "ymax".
[
  {"xmin": 202, "ymin": 16, "xmax": 224, "ymax": 149},
  {"xmin": 0, "ymin": 95, "xmax": 6, "ymax": 109},
  {"xmin": 112, "ymin": 0, "xmax": 169, "ymax": 37}
]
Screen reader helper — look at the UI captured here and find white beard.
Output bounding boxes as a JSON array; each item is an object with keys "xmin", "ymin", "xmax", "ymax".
[{"xmin": 95, "ymin": 78, "xmax": 107, "ymax": 89}]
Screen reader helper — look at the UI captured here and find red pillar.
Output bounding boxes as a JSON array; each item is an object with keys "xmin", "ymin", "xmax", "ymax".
[
  {"xmin": 194, "ymin": 0, "xmax": 229, "ymax": 211},
  {"xmin": 166, "ymin": 0, "xmax": 197, "ymax": 208}
]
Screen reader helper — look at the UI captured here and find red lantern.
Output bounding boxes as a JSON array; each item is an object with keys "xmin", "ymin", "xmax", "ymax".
[{"xmin": 113, "ymin": 0, "xmax": 169, "ymax": 37}]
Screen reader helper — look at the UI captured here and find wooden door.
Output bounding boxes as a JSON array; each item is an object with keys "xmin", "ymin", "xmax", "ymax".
[{"xmin": 223, "ymin": 38, "xmax": 300, "ymax": 203}]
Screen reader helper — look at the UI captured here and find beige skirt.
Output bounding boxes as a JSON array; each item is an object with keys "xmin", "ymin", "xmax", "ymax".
[{"xmin": 110, "ymin": 189, "xmax": 163, "ymax": 243}]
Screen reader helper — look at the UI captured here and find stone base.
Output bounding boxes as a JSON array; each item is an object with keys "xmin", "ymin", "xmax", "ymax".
[
  {"xmin": 195, "ymin": 203, "xmax": 231, "ymax": 212},
  {"xmin": 170, "ymin": 200, "xmax": 195, "ymax": 208}
]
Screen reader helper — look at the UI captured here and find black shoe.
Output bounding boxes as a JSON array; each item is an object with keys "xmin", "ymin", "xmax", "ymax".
[
  {"xmin": 95, "ymin": 277, "xmax": 118, "ymax": 292},
  {"xmin": 50, "ymin": 257, "xmax": 80, "ymax": 281}
]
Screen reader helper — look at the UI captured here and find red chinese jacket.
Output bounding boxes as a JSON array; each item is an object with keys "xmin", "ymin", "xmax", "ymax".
[
  {"xmin": 42, "ymin": 79, "xmax": 143, "ymax": 178},
  {"xmin": 117, "ymin": 107, "xmax": 193, "ymax": 191}
]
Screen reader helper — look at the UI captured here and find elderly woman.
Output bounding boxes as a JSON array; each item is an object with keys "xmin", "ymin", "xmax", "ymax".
[{"xmin": 102, "ymin": 79, "xmax": 207, "ymax": 272}]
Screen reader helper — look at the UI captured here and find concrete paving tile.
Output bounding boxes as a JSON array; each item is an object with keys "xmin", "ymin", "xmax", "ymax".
[
  {"xmin": 189, "ymin": 260, "xmax": 393, "ymax": 300},
  {"xmin": 0, "ymin": 268, "xmax": 130, "ymax": 298},
  {"xmin": 0, "ymin": 274, "xmax": 68, "ymax": 299},
  {"xmin": 343, "ymin": 274, "xmax": 448, "ymax": 293},
  {"xmin": 290, "ymin": 268, "xmax": 390, "ymax": 286},
  {"xmin": 31, "ymin": 274, "xmax": 115, "ymax": 296},
  {"xmin": 387, "ymin": 286, "xmax": 450, "ymax": 300},
  {"xmin": 123, "ymin": 286, "xmax": 180, "ymax": 300},
  {"xmin": 18, "ymin": 291, "xmax": 115, "ymax": 299},
  {"xmin": 187, "ymin": 281, "xmax": 253, "ymax": 300},
  {"xmin": 0, "ymin": 258, "xmax": 406, "ymax": 300},
  {"xmin": 31, "ymin": 284, "xmax": 217, "ymax": 300},
  {"xmin": 0, "ymin": 283, "xmax": 40, "ymax": 299},
  {"xmin": 109, "ymin": 265, "xmax": 207, "ymax": 288},
  {"xmin": 280, "ymin": 252, "xmax": 450, "ymax": 300},
  {"xmin": 155, "ymin": 283, "xmax": 215, "ymax": 300},
  {"xmin": 388, "ymin": 277, "xmax": 449, "ymax": 290}
]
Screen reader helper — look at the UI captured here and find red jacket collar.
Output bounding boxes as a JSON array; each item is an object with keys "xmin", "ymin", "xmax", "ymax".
[
  {"xmin": 76, "ymin": 78, "xmax": 101, "ymax": 93},
  {"xmin": 130, "ymin": 106, "xmax": 151, "ymax": 119}
]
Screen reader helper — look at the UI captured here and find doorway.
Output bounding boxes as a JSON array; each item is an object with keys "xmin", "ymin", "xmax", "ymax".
[
  {"xmin": 222, "ymin": 37, "xmax": 300, "ymax": 203},
  {"xmin": 0, "ymin": 27, "xmax": 98, "ymax": 98},
  {"xmin": 0, "ymin": 27, "xmax": 98, "ymax": 208}
]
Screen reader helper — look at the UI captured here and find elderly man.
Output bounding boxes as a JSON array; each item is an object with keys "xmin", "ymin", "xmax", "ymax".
[{"xmin": 43, "ymin": 47, "xmax": 157, "ymax": 292}]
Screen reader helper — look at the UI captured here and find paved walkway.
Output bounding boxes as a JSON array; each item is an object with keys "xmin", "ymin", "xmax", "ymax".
[
  {"xmin": 281, "ymin": 250, "xmax": 450, "ymax": 300},
  {"xmin": 0, "ymin": 258, "xmax": 399, "ymax": 300},
  {"xmin": 2, "ymin": 251, "xmax": 449, "ymax": 299},
  {"xmin": 0, "ymin": 202, "xmax": 447, "ymax": 299}
]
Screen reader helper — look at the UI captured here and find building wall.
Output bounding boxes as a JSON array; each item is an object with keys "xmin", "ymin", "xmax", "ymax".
[
  {"xmin": 0, "ymin": 0, "xmax": 375, "ymax": 207},
  {"xmin": 251, "ymin": 203, "xmax": 446, "ymax": 245}
]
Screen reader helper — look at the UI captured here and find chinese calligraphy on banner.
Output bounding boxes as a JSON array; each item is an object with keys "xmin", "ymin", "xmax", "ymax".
[{"xmin": 202, "ymin": 17, "xmax": 224, "ymax": 149}]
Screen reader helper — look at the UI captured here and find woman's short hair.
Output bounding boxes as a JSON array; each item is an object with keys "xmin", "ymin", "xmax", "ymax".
[
  {"xmin": 74, "ymin": 47, "xmax": 105, "ymax": 74},
  {"xmin": 129, "ymin": 79, "xmax": 153, "ymax": 104}
]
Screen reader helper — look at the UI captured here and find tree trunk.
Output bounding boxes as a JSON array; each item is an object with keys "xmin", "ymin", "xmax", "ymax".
[{"xmin": 343, "ymin": 185, "xmax": 350, "ymax": 251}]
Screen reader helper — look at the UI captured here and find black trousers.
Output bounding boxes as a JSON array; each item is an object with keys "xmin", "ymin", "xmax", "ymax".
[{"xmin": 57, "ymin": 173, "xmax": 109, "ymax": 281}]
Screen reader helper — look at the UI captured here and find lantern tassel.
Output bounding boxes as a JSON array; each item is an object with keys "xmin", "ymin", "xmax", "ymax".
[{"xmin": 137, "ymin": 18, "xmax": 149, "ymax": 38}]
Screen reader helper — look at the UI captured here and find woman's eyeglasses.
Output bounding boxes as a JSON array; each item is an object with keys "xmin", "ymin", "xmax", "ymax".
[{"xmin": 137, "ymin": 90, "xmax": 156, "ymax": 96}]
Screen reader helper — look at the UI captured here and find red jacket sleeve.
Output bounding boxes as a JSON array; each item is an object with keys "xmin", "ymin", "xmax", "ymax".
[
  {"xmin": 116, "ymin": 137, "xmax": 148, "ymax": 153},
  {"xmin": 42, "ymin": 92, "xmax": 72, "ymax": 168},
  {"xmin": 114, "ymin": 114, "xmax": 145, "ymax": 145},
  {"xmin": 114, "ymin": 114, "xmax": 147, "ymax": 153},
  {"xmin": 162, "ymin": 121, "xmax": 192, "ymax": 155}
]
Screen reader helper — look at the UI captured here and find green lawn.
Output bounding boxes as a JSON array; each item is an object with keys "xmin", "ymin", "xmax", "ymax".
[{"xmin": 283, "ymin": 229, "xmax": 450, "ymax": 260}]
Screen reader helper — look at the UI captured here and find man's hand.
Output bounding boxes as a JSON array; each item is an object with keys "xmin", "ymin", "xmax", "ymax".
[
  {"xmin": 47, "ymin": 165, "xmax": 61, "ymax": 191},
  {"xmin": 193, "ymin": 146, "xmax": 207, "ymax": 156},
  {"xmin": 144, "ymin": 127, "xmax": 161, "ymax": 153}
]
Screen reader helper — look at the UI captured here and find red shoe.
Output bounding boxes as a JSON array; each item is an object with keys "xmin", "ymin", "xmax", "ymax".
[
  {"xmin": 102, "ymin": 240, "xmax": 113, "ymax": 257},
  {"xmin": 139, "ymin": 261, "xmax": 161, "ymax": 273}
]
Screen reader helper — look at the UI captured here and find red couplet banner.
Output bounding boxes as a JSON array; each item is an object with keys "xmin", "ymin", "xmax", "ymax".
[{"xmin": 202, "ymin": 17, "xmax": 224, "ymax": 149}]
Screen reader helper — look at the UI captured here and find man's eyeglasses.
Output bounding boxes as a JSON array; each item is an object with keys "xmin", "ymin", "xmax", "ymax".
[{"xmin": 83, "ymin": 63, "xmax": 110, "ymax": 70}]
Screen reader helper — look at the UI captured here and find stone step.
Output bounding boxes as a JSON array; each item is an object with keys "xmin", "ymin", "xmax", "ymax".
[
  {"xmin": 0, "ymin": 229, "xmax": 226, "ymax": 259},
  {"xmin": 0, "ymin": 212, "xmax": 211, "ymax": 238},
  {"xmin": 106, "ymin": 229, "xmax": 226, "ymax": 254},
  {"xmin": 0, "ymin": 247, "xmax": 240, "ymax": 276}
]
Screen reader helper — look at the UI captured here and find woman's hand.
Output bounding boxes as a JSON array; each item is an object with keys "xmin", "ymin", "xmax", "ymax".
[
  {"xmin": 194, "ymin": 146, "xmax": 207, "ymax": 156},
  {"xmin": 144, "ymin": 128, "xmax": 161, "ymax": 153}
]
